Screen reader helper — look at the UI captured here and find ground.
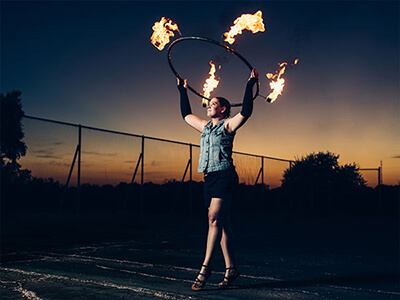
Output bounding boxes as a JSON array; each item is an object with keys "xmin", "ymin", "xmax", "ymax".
[{"xmin": 1, "ymin": 213, "xmax": 399, "ymax": 299}]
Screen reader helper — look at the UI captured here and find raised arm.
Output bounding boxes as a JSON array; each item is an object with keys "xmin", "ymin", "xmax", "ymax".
[
  {"xmin": 177, "ymin": 78, "xmax": 208, "ymax": 133},
  {"xmin": 225, "ymin": 69, "xmax": 259, "ymax": 134}
]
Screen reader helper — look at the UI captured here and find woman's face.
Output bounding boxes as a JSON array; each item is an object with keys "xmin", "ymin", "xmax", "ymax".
[{"xmin": 207, "ymin": 98, "xmax": 226, "ymax": 118}]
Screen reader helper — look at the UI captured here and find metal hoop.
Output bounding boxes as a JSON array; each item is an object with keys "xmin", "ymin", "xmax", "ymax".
[{"xmin": 167, "ymin": 36, "xmax": 259, "ymax": 107}]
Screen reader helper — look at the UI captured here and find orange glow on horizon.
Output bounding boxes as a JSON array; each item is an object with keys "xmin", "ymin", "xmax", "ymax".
[{"xmin": 18, "ymin": 116, "xmax": 399, "ymax": 187}]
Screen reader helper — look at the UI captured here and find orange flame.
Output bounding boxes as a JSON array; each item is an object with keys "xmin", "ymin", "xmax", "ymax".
[
  {"xmin": 224, "ymin": 10, "xmax": 265, "ymax": 44},
  {"xmin": 202, "ymin": 62, "xmax": 220, "ymax": 107},
  {"xmin": 150, "ymin": 17, "xmax": 181, "ymax": 51},
  {"xmin": 266, "ymin": 59, "xmax": 299, "ymax": 103},
  {"xmin": 266, "ymin": 62, "xmax": 287, "ymax": 103}
]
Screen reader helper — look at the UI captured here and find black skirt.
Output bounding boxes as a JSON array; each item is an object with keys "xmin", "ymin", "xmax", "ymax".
[{"xmin": 203, "ymin": 168, "xmax": 239, "ymax": 208}]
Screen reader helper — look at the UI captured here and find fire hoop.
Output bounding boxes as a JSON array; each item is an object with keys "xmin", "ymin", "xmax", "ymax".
[{"xmin": 167, "ymin": 36, "xmax": 260, "ymax": 107}]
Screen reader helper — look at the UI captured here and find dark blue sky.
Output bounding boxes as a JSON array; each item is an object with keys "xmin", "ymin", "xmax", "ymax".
[{"xmin": 1, "ymin": 1, "xmax": 399, "ymax": 184}]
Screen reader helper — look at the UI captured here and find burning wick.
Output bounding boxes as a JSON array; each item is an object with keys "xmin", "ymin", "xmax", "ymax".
[
  {"xmin": 202, "ymin": 62, "xmax": 221, "ymax": 107},
  {"xmin": 224, "ymin": 10, "xmax": 265, "ymax": 45},
  {"xmin": 264, "ymin": 58, "xmax": 299, "ymax": 103},
  {"xmin": 150, "ymin": 17, "xmax": 181, "ymax": 51}
]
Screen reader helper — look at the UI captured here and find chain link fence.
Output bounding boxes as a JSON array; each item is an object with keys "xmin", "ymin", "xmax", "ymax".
[
  {"xmin": 20, "ymin": 116, "xmax": 293, "ymax": 187},
  {"xmin": 18, "ymin": 115, "xmax": 383, "ymax": 215},
  {"xmin": 18, "ymin": 116, "xmax": 293, "ymax": 213}
]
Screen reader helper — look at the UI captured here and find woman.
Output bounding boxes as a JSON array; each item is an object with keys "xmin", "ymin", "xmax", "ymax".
[{"xmin": 177, "ymin": 69, "xmax": 259, "ymax": 290}]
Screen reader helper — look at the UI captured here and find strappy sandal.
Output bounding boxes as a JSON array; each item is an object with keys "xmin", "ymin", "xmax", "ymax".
[
  {"xmin": 191, "ymin": 264, "xmax": 212, "ymax": 291},
  {"xmin": 218, "ymin": 266, "xmax": 240, "ymax": 287}
]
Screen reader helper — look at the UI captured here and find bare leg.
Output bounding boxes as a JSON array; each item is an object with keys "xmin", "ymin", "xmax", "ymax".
[
  {"xmin": 220, "ymin": 222, "xmax": 235, "ymax": 268},
  {"xmin": 195, "ymin": 198, "xmax": 227, "ymax": 283},
  {"xmin": 203, "ymin": 198, "xmax": 226, "ymax": 265},
  {"xmin": 220, "ymin": 215, "xmax": 237, "ymax": 281}
]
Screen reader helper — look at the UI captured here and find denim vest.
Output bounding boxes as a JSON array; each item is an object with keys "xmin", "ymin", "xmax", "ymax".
[{"xmin": 198, "ymin": 119, "xmax": 235, "ymax": 173}]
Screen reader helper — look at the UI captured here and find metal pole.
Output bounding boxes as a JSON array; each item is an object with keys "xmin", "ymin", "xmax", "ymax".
[
  {"xmin": 59, "ymin": 144, "xmax": 79, "ymax": 212},
  {"xmin": 189, "ymin": 144, "xmax": 193, "ymax": 216},
  {"xmin": 140, "ymin": 135, "xmax": 144, "ymax": 215},
  {"xmin": 378, "ymin": 161, "xmax": 383, "ymax": 214},
  {"xmin": 181, "ymin": 159, "xmax": 191, "ymax": 182},
  {"xmin": 190, "ymin": 144, "xmax": 193, "ymax": 182},
  {"xmin": 77, "ymin": 124, "xmax": 81, "ymax": 215},
  {"xmin": 261, "ymin": 156, "xmax": 264, "ymax": 185},
  {"xmin": 66, "ymin": 145, "xmax": 79, "ymax": 188},
  {"xmin": 255, "ymin": 168, "xmax": 262, "ymax": 185},
  {"xmin": 131, "ymin": 153, "xmax": 143, "ymax": 184},
  {"xmin": 378, "ymin": 167, "xmax": 381, "ymax": 186}
]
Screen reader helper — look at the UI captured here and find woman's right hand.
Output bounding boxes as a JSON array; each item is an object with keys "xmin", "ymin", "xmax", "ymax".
[{"xmin": 177, "ymin": 77, "xmax": 188, "ymax": 89}]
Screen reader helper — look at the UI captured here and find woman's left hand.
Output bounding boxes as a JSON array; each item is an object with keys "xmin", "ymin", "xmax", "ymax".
[{"xmin": 250, "ymin": 69, "xmax": 259, "ymax": 80}]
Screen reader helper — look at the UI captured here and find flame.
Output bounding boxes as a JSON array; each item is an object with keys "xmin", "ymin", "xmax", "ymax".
[
  {"xmin": 266, "ymin": 59, "xmax": 299, "ymax": 103},
  {"xmin": 266, "ymin": 62, "xmax": 287, "ymax": 103},
  {"xmin": 223, "ymin": 10, "xmax": 265, "ymax": 44},
  {"xmin": 150, "ymin": 17, "xmax": 181, "ymax": 51},
  {"xmin": 202, "ymin": 62, "xmax": 220, "ymax": 107}
]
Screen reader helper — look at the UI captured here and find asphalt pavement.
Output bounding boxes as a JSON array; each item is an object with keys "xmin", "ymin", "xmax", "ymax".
[{"xmin": 1, "ymin": 213, "xmax": 399, "ymax": 299}]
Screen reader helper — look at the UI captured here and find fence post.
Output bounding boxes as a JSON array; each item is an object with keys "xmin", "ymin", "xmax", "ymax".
[
  {"xmin": 59, "ymin": 144, "xmax": 79, "ymax": 212},
  {"xmin": 77, "ymin": 124, "xmax": 81, "ymax": 215},
  {"xmin": 254, "ymin": 157, "xmax": 264, "ymax": 186},
  {"xmin": 378, "ymin": 161, "xmax": 383, "ymax": 213},
  {"xmin": 189, "ymin": 144, "xmax": 193, "ymax": 216},
  {"xmin": 140, "ymin": 135, "xmax": 144, "ymax": 215},
  {"xmin": 378, "ymin": 161, "xmax": 382, "ymax": 186},
  {"xmin": 261, "ymin": 156, "xmax": 264, "ymax": 185}
]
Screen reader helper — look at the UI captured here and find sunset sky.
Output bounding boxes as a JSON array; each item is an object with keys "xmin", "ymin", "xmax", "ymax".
[{"xmin": 1, "ymin": 1, "xmax": 399, "ymax": 186}]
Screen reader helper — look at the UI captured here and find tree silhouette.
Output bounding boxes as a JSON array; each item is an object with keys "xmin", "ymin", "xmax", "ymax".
[
  {"xmin": 282, "ymin": 151, "xmax": 366, "ymax": 188},
  {"xmin": 1, "ymin": 91, "xmax": 31, "ymax": 183},
  {"xmin": 1, "ymin": 91, "xmax": 26, "ymax": 162},
  {"xmin": 281, "ymin": 151, "xmax": 366, "ymax": 213}
]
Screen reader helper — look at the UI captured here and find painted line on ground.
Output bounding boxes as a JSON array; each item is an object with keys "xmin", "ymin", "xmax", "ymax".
[
  {"xmin": 0, "ymin": 267, "xmax": 197, "ymax": 300},
  {"xmin": 324, "ymin": 284, "xmax": 400, "ymax": 296},
  {"xmin": 39, "ymin": 252, "xmax": 282, "ymax": 281},
  {"xmin": 0, "ymin": 280, "xmax": 44, "ymax": 300}
]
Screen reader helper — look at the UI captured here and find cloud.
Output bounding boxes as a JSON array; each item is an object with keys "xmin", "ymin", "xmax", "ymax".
[
  {"xmin": 44, "ymin": 161, "xmax": 70, "ymax": 167},
  {"xmin": 52, "ymin": 142, "xmax": 63, "ymax": 146},
  {"xmin": 31, "ymin": 149, "xmax": 51, "ymax": 154},
  {"xmin": 36, "ymin": 154, "xmax": 62, "ymax": 159},
  {"xmin": 151, "ymin": 160, "xmax": 161, "ymax": 167},
  {"xmin": 31, "ymin": 148, "xmax": 62, "ymax": 160},
  {"xmin": 82, "ymin": 151, "xmax": 116, "ymax": 157},
  {"xmin": 392, "ymin": 155, "xmax": 400, "ymax": 159}
]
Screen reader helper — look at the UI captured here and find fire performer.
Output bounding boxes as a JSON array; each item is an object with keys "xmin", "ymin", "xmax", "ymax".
[{"xmin": 177, "ymin": 69, "xmax": 259, "ymax": 290}]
